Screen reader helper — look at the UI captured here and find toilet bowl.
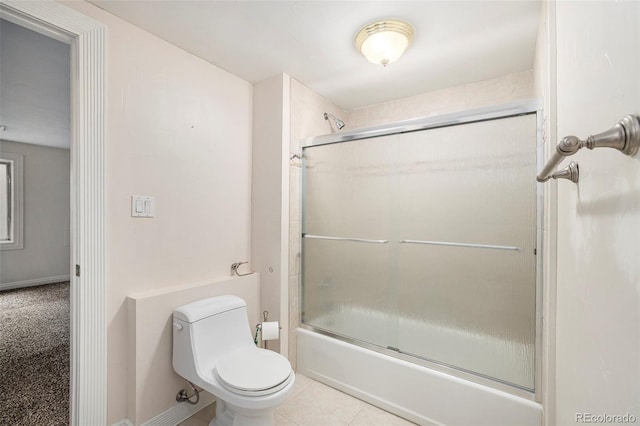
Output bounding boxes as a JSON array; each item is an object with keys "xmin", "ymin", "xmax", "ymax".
[{"xmin": 172, "ymin": 295, "xmax": 295, "ymax": 426}]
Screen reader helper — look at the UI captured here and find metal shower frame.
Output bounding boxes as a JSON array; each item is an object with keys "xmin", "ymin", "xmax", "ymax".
[{"xmin": 299, "ymin": 100, "xmax": 545, "ymax": 402}]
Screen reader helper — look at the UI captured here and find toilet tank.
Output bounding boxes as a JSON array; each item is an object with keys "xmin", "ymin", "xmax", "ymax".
[{"xmin": 173, "ymin": 295, "xmax": 254, "ymax": 380}]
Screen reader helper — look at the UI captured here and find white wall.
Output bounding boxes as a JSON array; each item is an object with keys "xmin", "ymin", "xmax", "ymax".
[
  {"xmin": 554, "ymin": 1, "xmax": 640, "ymax": 423},
  {"xmin": 0, "ymin": 19, "xmax": 70, "ymax": 149},
  {"xmin": 346, "ymin": 70, "xmax": 534, "ymax": 129},
  {"xmin": 60, "ymin": 2, "xmax": 253, "ymax": 424},
  {"xmin": 0, "ymin": 141, "xmax": 70, "ymax": 288},
  {"xmin": 251, "ymin": 74, "xmax": 290, "ymax": 355}
]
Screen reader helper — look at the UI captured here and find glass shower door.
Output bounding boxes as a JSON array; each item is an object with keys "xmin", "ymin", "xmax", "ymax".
[
  {"xmin": 301, "ymin": 112, "xmax": 538, "ymax": 391},
  {"xmin": 302, "ymin": 134, "xmax": 398, "ymax": 349},
  {"xmin": 394, "ymin": 114, "xmax": 538, "ymax": 390}
]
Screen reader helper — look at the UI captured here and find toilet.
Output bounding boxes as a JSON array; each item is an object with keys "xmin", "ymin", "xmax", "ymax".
[{"xmin": 172, "ymin": 295, "xmax": 295, "ymax": 426}]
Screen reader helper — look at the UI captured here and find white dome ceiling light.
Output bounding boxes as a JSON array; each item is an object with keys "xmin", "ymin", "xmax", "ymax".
[{"xmin": 355, "ymin": 19, "xmax": 415, "ymax": 66}]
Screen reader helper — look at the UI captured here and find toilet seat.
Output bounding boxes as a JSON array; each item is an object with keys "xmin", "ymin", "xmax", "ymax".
[{"xmin": 215, "ymin": 348, "xmax": 292, "ymax": 396}]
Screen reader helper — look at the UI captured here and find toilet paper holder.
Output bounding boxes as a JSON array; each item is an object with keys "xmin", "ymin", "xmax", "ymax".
[{"xmin": 254, "ymin": 310, "xmax": 282, "ymax": 348}]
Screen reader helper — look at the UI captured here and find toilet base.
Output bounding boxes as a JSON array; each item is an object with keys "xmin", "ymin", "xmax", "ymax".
[{"xmin": 209, "ymin": 400, "xmax": 275, "ymax": 426}]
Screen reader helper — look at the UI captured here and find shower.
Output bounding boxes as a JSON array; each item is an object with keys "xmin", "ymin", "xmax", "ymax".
[
  {"xmin": 300, "ymin": 106, "xmax": 540, "ymax": 397},
  {"xmin": 323, "ymin": 112, "xmax": 345, "ymax": 130}
]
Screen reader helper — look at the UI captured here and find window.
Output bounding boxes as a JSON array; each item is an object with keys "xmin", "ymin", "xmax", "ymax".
[{"xmin": 0, "ymin": 152, "xmax": 24, "ymax": 250}]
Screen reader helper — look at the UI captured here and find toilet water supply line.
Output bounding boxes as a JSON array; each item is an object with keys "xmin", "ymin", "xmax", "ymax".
[{"xmin": 176, "ymin": 380, "xmax": 200, "ymax": 405}]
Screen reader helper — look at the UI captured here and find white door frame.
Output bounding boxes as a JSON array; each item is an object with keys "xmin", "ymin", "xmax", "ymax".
[{"xmin": 0, "ymin": 1, "xmax": 106, "ymax": 425}]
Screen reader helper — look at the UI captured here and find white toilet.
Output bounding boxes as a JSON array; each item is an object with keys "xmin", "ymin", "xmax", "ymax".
[{"xmin": 172, "ymin": 295, "xmax": 295, "ymax": 426}]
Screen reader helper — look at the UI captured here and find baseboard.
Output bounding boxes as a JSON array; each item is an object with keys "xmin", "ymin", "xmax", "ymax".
[
  {"xmin": 0, "ymin": 275, "xmax": 70, "ymax": 291},
  {"xmin": 141, "ymin": 392, "xmax": 215, "ymax": 426},
  {"xmin": 112, "ymin": 420, "xmax": 133, "ymax": 426}
]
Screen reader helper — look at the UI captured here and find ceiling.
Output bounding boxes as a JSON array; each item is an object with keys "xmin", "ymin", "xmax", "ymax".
[
  {"xmin": 0, "ymin": 1, "xmax": 540, "ymax": 148},
  {"xmin": 88, "ymin": 0, "xmax": 541, "ymax": 110},
  {"xmin": 0, "ymin": 19, "xmax": 71, "ymax": 149}
]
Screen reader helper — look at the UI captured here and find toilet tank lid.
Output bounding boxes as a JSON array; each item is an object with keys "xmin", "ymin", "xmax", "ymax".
[{"xmin": 174, "ymin": 295, "xmax": 246, "ymax": 323}]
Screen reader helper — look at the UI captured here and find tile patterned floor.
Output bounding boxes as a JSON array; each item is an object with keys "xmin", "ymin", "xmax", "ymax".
[{"xmin": 179, "ymin": 373, "xmax": 415, "ymax": 426}]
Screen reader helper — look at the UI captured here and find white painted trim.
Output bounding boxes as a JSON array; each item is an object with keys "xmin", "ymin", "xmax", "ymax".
[
  {"xmin": 0, "ymin": 2, "xmax": 107, "ymax": 425},
  {"xmin": 111, "ymin": 420, "xmax": 133, "ymax": 426},
  {"xmin": 541, "ymin": 1, "xmax": 558, "ymax": 424},
  {"xmin": 141, "ymin": 393, "xmax": 216, "ymax": 426},
  {"xmin": 0, "ymin": 275, "xmax": 70, "ymax": 291},
  {"xmin": 280, "ymin": 73, "xmax": 291, "ymax": 358},
  {"xmin": 0, "ymin": 5, "xmax": 72, "ymax": 44},
  {"xmin": 0, "ymin": 152, "xmax": 24, "ymax": 250}
]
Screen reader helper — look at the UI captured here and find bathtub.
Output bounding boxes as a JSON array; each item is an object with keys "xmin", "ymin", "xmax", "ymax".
[{"xmin": 296, "ymin": 306, "xmax": 542, "ymax": 425}]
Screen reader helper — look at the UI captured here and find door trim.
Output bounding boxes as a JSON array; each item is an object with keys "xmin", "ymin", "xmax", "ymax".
[{"xmin": 0, "ymin": 1, "xmax": 107, "ymax": 424}]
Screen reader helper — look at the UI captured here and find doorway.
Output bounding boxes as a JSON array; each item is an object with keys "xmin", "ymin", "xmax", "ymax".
[
  {"xmin": 0, "ymin": 2, "xmax": 106, "ymax": 424},
  {"xmin": 0, "ymin": 15, "xmax": 71, "ymax": 424}
]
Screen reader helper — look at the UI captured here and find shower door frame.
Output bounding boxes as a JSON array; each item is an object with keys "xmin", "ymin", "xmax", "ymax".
[{"xmin": 299, "ymin": 100, "xmax": 545, "ymax": 402}]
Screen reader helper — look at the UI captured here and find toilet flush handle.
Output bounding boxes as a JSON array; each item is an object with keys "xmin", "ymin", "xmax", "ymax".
[{"xmin": 173, "ymin": 322, "xmax": 183, "ymax": 331}]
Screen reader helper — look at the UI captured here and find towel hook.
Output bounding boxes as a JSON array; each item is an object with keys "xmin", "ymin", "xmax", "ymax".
[{"xmin": 230, "ymin": 262, "xmax": 254, "ymax": 276}]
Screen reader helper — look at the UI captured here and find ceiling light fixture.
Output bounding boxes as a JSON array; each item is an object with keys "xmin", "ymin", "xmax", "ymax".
[{"xmin": 355, "ymin": 19, "xmax": 414, "ymax": 66}]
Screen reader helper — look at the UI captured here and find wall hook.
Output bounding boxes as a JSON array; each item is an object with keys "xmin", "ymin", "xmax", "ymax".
[{"xmin": 230, "ymin": 261, "xmax": 254, "ymax": 276}]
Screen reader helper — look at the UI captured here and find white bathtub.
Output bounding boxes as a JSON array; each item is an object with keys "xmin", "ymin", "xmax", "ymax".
[{"xmin": 297, "ymin": 309, "xmax": 542, "ymax": 425}]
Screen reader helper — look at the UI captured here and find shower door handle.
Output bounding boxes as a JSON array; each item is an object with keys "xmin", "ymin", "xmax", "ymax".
[
  {"xmin": 302, "ymin": 234, "xmax": 389, "ymax": 244},
  {"xmin": 399, "ymin": 239, "xmax": 521, "ymax": 252}
]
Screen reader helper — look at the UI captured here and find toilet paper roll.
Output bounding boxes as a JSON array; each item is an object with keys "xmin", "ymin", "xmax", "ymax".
[{"xmin": 261, "ymin": 321, "xmax": 280, "ymax": 341}]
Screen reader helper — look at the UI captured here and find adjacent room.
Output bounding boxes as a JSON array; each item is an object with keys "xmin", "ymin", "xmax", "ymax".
[{"xmin": 0, "ymin": 17, "xmax": 71, "ymax": 425}]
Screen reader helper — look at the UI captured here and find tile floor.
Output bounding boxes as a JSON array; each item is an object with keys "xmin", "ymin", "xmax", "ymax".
[{"xmin": 179, "ymin": 373, "xmax": 415, "ymax": 426}]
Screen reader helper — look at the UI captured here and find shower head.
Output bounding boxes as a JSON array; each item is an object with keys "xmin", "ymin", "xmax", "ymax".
[{"xmin": 324, "ymin": 112, "xmax": 346, "ymax": 130}]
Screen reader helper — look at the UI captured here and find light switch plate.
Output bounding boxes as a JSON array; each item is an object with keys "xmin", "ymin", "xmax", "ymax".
[{"xmin": 131, "ymin": 195, "xmax": 155, "ymax": 217}]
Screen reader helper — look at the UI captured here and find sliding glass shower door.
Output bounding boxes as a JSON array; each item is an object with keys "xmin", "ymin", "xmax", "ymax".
[
  {"xmin": 301, "ymin": 113, "xmax": 538, "ymax": 390},
  {"xmin": 302, "ymin": 134, "xmax": 397, "ymax": 348}
]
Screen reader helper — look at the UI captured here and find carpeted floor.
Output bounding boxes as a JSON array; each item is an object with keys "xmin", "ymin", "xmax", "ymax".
[{"xmin": 0, "ymin": 282, "xmax": 70, "ymax": 425}]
